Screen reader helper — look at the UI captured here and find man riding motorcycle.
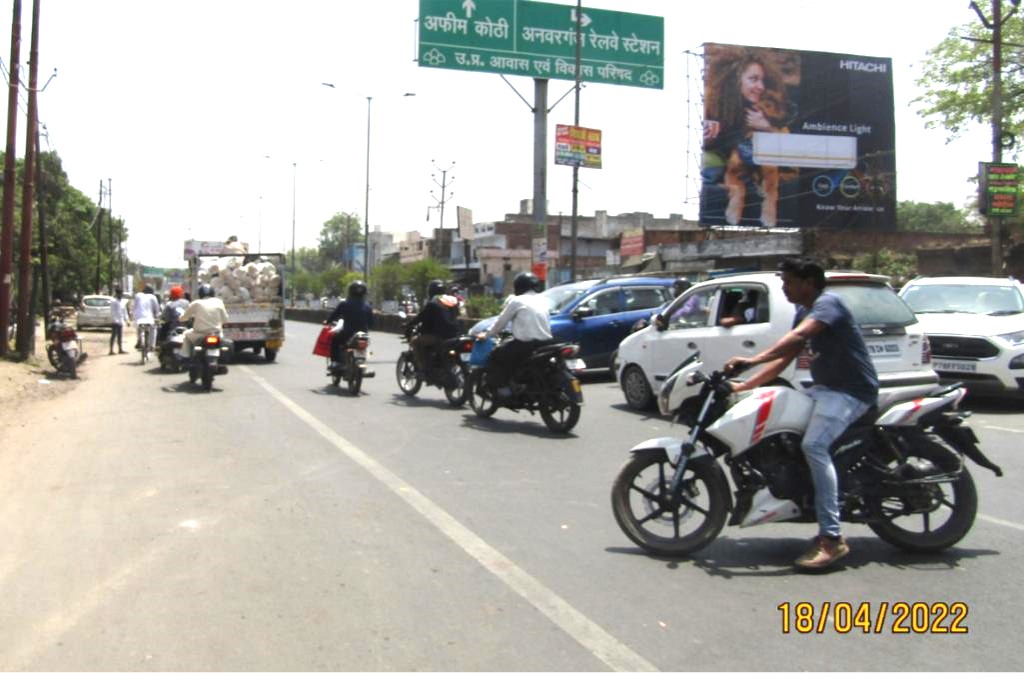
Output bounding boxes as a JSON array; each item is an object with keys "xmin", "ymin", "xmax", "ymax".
[
  {"xmin": 325, "ymin": 280, "xmax": 374, "ymax": 365},
  {"xmin": 724, "ymin": 257, "xmax": 879, "ymax": 570},
  {"xmin": 158, "ymin": 285, "xmax": 190, "ymax": 343},
  {"xmin": 179, "ymin": 283, "xmax": 229, "ymax": 360},
  {"xmin": 478, "ymin": 271, "xmax": 552, "ymax": 398},
  {"xmin": 404, "ymin": 279, "xmax": 461, "ymax": 372}
]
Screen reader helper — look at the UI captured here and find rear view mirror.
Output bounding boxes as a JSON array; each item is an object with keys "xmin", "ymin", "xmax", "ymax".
[
  {"xmin": 654, "ymin": 313, "xmax": 668, "ymax": 331},
  {"xmin": 573, "ymin": 306, "xmax": 594, "ymax": 321}
]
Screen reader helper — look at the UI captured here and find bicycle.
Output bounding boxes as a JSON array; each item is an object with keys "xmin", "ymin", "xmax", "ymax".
[{"xmin": 138, "ymin": 322, "xmax": 156, "ymax": 364}]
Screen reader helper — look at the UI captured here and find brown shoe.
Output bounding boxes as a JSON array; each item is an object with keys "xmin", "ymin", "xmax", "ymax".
[{"xmin": 794, "ymin": 535, "xmax": 849, "ymax": 570}]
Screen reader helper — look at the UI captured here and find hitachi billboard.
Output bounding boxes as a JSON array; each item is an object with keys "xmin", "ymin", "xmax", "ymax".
[{"xmin": 699, "ymin": 43, "xmax": 896, "ymax": 230}]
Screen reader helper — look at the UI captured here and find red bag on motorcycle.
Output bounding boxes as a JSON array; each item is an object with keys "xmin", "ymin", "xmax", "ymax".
[{"xmin": 313, "ymin": 325, "xmax": 333, "ymax": 357}]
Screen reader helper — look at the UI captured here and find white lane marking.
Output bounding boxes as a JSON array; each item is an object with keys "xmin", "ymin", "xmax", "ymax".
[
  {"xmin": 243, "ymin": 367, "xmax": 657, "ymax": 673},
  {"xmin": 979, "ymin": 514, "xmax": 1024, "ymax": 532},
  {"xmin": 979, "ymin": 425, "xmax": 1024, "ymax": 434}
]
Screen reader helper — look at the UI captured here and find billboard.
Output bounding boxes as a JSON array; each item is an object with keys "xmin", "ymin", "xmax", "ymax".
[
  {"xmin": 979, "ymin": 162, "xmax": 1020, "ymax": 216},
  {"xmin": 555, "ymin": 124, "xmax": 603, "ymax": 169},
  {"xmin": 699, "ymin": 43, "xmax": 895, "ymax": 230}
]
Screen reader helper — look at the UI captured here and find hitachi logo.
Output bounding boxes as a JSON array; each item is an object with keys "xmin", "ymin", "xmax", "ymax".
[{"xmin": 840, "ymin": 59, "xmax": 887, "ymax": 73}]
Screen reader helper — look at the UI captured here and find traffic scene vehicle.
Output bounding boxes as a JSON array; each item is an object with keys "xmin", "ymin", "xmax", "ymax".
[
  {"xmin": 396, "ymin": 322, "xmax": 474, "ymax": 407},
  {"xmin": 183, "ymin": 239, "xmax": 286, "ymax": 362},
  {"xmin": 899, "ymin": 276, "xmax": 1024, "ymax": 397},
  {"xmin": 76, "ymin": 295, "xmax": 115, "ymax": 330}
]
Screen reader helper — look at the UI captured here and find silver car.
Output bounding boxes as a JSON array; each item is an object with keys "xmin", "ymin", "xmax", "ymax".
[{"xmin": 77, "ymin": 294, "xmax": 115, "ymax": 329}]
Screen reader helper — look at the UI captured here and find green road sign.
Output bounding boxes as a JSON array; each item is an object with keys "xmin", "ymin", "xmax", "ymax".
[{"xmin": 418, "ymin": 0, "xmax": 664, "ymax": 89}]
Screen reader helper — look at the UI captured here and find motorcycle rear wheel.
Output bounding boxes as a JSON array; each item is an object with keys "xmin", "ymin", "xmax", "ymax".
[
  {"xmin": 469, "ymin": 369, "xmax": 498, "ymax": 418},
  {"xmin": 611, "ymin": 451, "xmax": 728, "ymax": 557},
  {"xmin": 867, "ymin": 434, "xmax": 977, "ymax": 553},
  {"xmin": 396, "ymin": 352, "xmax": 422, "ymax": 396},
  {"xmin": 347, "ymin": 368, "xmax": 363, "ymax": 395},
  {"xmin": 540, "ymin": 388, "xmax": 581, "ymax": 433},
  {"xmin": 443, "ymin": 362, "xmax": 470, "ymax": 407},
  {"xmin": 202, "ymin": 371, "xmax": 214, "ymax": 391},
  {"xmin": 189, "ymin": 367, "xmax": 199, "ymax": 384},
  {"xmin": 46, "ymin": 345, "xmax": 61, "ymax": 369}
]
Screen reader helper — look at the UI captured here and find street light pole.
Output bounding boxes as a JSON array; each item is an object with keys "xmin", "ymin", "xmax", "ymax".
[
  {"xmin": 364, "ymin": 96, "xmax": 371, "ymax": 282},
  {"xmin": 291, "ymin": 161, "xmax": 296, "ymax": 306}
]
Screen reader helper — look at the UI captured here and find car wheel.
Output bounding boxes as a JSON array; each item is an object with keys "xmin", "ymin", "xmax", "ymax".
[{"xmin": 621, "ymin": 365, "xmax": 655, "ymax": 411}]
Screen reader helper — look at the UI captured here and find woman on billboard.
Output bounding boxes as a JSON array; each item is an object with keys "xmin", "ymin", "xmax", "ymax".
[{"xmin": 702, "ymin": 46, "xmax": 798, "ymax": 228}]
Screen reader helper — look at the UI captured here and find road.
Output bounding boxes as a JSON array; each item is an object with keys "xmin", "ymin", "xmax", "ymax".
[{"xmin": 1, "ymin": 320, "xmax": 1021, "ymax": 670}]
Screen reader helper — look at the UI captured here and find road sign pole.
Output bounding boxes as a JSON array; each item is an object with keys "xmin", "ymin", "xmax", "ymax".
[
  {"xmin": 570, "ymin": 0, "xmax": 582, "ymax": 283},
  {"xmin": 533, "ymin": 78, "xmax": 548, "ymax": 229}
]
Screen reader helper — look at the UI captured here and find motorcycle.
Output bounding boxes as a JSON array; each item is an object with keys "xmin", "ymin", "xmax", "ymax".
[
  {"xmin": 46, "ymin": 315, "xmax": 87, "ymax": 378},
  {"xmin": 158, "ymin": 324, "xmax": 187, "ymax": 372},
  {"xmin": 184, "ymin": 332, "xmax": 231, "ymax": 391},
  {"xmin": 610, "ymin": 353, "xmax": 1004, "ymax": 557},
  {"xmin": 468, "ymin": 336, "xmax": 586, "ymax": 433},
  {"xmin": 395, "ymin": 323, "xmax": 474, "ymax": 407},
  {"xmin": 326, "ymin": 325, "xmax": 374, "ymax": 395}
]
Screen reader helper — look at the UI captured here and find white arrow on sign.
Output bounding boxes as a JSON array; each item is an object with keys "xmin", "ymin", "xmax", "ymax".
[
  {"xmin": 570, "ymin": 8, "xmax": 592, "ymax": 28},
  {"xmin": 463, "ymin": 0, "xmax": 476, "ymax": 19}
]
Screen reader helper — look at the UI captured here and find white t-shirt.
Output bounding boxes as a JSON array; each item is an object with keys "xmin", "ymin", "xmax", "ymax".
[
  {"xmin": 180, "ymin": 297, "xmax": 229, "ymax": 334},
  {"xmin": 110, "ymin": 298, "xmax": 129, "ymax": 325},
  {"xmin": 486, "ymin": 291, "xmax": 552, "ymax": 342},
  {"xmin": 132, "ymin": 292, "xmax": 160, "ymax": 324}
]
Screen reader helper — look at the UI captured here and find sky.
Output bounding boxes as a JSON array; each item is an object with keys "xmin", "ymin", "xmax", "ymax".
[{"xmin": 0, "ymin": 0, "xmax": 995, "ymax": 269}]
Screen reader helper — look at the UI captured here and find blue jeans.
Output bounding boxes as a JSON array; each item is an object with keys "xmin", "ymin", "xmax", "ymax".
[{"xmin": 802, "ymin": 386, "xmax": 871, "ymax": 538}]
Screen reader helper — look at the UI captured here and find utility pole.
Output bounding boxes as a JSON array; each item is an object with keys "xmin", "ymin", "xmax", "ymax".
[
  {"xmin": 95, "ymin": 181, "xmax": 104, "ymax": 293},
  {"xmin": 569, "ymin": 0, "xmax": 583, "ymax": 283},
  {"xmin": 36, "ymin": 128, "xmax": 49, "ymax": 325},
  {"xmin": 970, "ymin": 0, "xmax": 1021, "ymax": 274},
  {"xmin": 430, "ymin": 161, "xmax": 456, "ymax": 263},
  {"xmin": 14, "ymin": 0, "xmax": 39, "ymax": 357},
  {"xmin": 107, "ymin": 178, "xmax": 113, "ymax": 291},
  {"xmin": 0, "ymin": 0, "xmax": 23, "ymax": 357}
]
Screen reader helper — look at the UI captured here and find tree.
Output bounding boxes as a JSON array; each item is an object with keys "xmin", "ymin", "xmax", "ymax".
[
  {"xmin": 318, "ymin": 212, "xmax": 363, "ymax": 271},
  {"xmin": 896, "ymin": 200, "xmax": 981, "ymax": 233},
  {"xmin": 913, "ymin": 4, "xmax": 1024, "ymax": 153},
  {"xmin": 401, "ymin": 259, "xmax": 451, "ymax": 303},
  {"xmin": 852, "ymin": 248, "xmax": 918, "ymax": 285},
  {"xmin": 369, "ymin": 259, "xmax": 403, "ymax": 305}
]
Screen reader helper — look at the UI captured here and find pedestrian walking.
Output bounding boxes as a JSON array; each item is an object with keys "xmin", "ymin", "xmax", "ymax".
[{"xmin": 109, "ymin": 287, "xmax": 129, "ymax": 354}]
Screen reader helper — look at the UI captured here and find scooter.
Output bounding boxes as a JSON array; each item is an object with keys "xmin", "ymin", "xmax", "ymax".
[
  {"xmin": 158, "ymin": 325, "xmax": 187, "ymax": 372},
  {"xmin": 46, "ymin": 315, "xmax": 87, "ymax": 379}
]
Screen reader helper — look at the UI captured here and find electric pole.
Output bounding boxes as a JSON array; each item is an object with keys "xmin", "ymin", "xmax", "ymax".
[
  {"xmin": 14, "ymin": 0, "xmax": 40, "ymax": 357},
  {"xmin": 430, "ymin": 160, "xmax": 456, "ymax": 231},
  {"xmin": 0, "ymin": 0, "xmax": 23, "ymax": 357}
]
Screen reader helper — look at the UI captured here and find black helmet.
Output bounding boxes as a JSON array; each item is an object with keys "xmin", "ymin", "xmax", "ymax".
[
  {"xmin": 427, "ymin": 279, "xmax": 446, "ymax": 298},
  {"xmin": 513, "ymin": 272, "xmax": 540, "ymax": 296},
  {"xmin": 348, "ymin": 280, "xmax": 368, "ymax": 299},
  {"xmin": 197, "ymin": 283, "xmax": 214, "ymax": 299},
  {"xmin": 143, "ymin": 284, "xmax": 155, "ymax": 294},
  {"xmin": 672, "ymin": 278, "xmax": 692, "ymax": 297}
]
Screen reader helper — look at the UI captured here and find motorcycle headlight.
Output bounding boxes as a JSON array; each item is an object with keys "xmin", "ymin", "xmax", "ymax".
[{"xmin": 997, "ymin": 330, "xmax": 1024, "ymax": 347}]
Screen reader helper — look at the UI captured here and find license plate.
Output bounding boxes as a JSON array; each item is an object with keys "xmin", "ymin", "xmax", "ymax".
[
  {"xmin": 61, "ymin": 341, "xmax": 77, "ymax": 352},
  {"xmin": 460, "ymin": 353, "xmax": 470, "ymax": 362},
  {"xmin": 565, "ymin": 358, "xmax": 586, "ymax": 371},
  {"xmin": 933, "ymin": 359, "xmax": 977, "ymax": 373},
  {"xmin": 865, "ymin": 340, "xmax": 901, "ymax": 356}
]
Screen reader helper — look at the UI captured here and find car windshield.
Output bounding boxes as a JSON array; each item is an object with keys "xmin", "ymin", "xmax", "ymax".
[
  {"xmin": 901, "ymin": 283, "xmax": 1024, "ymax": 316},
  {"xmin": 828, "ymin": 283, "xmax": 917, "ymax": 327},
  {"xmin": 83, "ymin": 297, "xmax": 111, "ymax": 307},
  {"xmin": 543, "ymin": 285, "xmax": 590, "ymax": 314}
]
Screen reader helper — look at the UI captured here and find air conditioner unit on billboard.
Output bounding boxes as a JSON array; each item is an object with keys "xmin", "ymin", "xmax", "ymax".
[{"xmin": 753, "ymin": 132, "xmax": 857, "ymax": 169}]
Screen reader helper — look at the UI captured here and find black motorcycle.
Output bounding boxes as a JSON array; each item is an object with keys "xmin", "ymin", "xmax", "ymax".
[
  {"xmin": 186, "ymin": 333, "xmax": 231, "ymax": 391},
  {"xmin": 396, "ymin": 324, "xmax": 473, "ymax": 407},
  {"xmin": 158, "ymin": 324, "xmax": 187, "ymax": 373},
  {"xmin": 327, "ymin": 330, "xmax": 373, "ymax": 395},
  {"xmin": 468, "ymin": 337, "xmax": 584, "ymax": 433},
  {"xmin": 46, "ymin": 316, "xmax": 86, "ymax": 378}
]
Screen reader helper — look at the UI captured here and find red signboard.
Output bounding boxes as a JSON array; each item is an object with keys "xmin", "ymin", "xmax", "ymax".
[{"xmin": 620, "ymin": 229, "xmax": 645, "ymax": 257}]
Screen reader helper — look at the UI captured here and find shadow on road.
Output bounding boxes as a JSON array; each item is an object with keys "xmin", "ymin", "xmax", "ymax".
[
  {"xmin": 159, "ymin": 381, "xmax": 224, "ymax": 395},
  {"xmin": 963, "ymin": 396, "xmax": 1024, "ymax": 415},
  {"xmin": 388, "ymin": 393, "xmax": 463, "ymax": 410},
  {"xmin": 605, "ymin": 535, "xmax": 999, "ymax": 578},
  {"xmin": 608, "ymin": 402, "xmax": 661, "ymax": 421},
  {"xmin": 459, "ymin": 413, "xmax": 577, "ymax": 440},
  {"xmin": 310, "ymin": 384, "xmax": 360, "ymax": 397}
]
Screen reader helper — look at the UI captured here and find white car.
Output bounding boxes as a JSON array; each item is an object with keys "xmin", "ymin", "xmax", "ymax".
[
  {"xmin": 899, "ymin": 276, "xmax": 1024, "ymax": 398},
  {"xmin": 614, "ymin": 271, "xmax": 939, "ymax": 411},
  {"xmin": 76, "ymin": 294, "xmax": 116, "ymax": 329}
]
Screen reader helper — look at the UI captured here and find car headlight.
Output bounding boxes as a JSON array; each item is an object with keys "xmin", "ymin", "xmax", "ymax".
[{"xmin": 996, "ymin": 330, "xmax": 1024, "ymax": 347}]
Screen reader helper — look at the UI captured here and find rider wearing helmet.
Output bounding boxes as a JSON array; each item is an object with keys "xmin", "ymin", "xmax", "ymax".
[
  {"xmin": 478, "ymin": 271, "xmax": 552, "ymax": 397},
  {"xmin": 325, "ymin": 280, "xmax": 375, "ymax": 364},
  {"xmin": 158, "ymin": 285, "xmax": 190, "ymax": 342},
  {"xmin": 404, "ymin": 279, "xmax": 461, "ymax": 372},
  {"xmin": 179, "ymin": 283, "xmax": 229, "ymax": 360}
]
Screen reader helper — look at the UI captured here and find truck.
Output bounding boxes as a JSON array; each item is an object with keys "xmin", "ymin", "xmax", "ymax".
[{"xmin": 183, "ymin": 240, "xmax": 286, "ymax": 361}]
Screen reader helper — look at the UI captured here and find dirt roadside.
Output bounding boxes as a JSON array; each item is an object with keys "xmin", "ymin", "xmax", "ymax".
[{"xmin": 0, "ymin": 321, "xmax": 135, "ymax": 429}]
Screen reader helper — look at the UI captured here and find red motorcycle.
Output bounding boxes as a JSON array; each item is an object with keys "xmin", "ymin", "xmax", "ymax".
[{"xmin": 46, "ymin": 315, "xmax": 86, "ymax": 379}]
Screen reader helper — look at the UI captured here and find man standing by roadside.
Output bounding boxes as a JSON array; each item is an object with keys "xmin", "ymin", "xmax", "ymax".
[
  {"xmin": 724, "ymin": 258, "xmax": 878, "ymax": 570},
  {"xmin": 109, "ymin": 287, "xmax": 129, "ymax": 355}
]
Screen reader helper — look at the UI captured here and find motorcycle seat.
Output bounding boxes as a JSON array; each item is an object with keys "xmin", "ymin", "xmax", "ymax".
[
  {"xmin": 850, "ymin": 405, "xmax": 879, "ymax": 427},
  {"xmin": 526, "ymin": 341, "xmax": 567, "ymax": 362}
]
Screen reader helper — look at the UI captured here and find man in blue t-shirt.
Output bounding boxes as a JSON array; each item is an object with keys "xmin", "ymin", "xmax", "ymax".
[{"xmin": 724, "ymin": 258, "xmax": 878, "ymax": 571}]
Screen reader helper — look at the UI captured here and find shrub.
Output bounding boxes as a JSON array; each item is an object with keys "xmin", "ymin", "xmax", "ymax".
[{"xmin": 465, "ymin": 294, "xmax": 502, "ymax": 319}]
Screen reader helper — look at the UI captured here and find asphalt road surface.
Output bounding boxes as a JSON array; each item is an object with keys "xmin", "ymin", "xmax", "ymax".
[{"xmin": 1, "ymin": 320, "xmax": 1021, "ymax": 670}]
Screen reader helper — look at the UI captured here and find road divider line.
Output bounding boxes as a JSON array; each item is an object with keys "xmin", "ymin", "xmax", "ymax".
[
  {"xmin": 979, "ymin": 425, "xmax": 1024, "ymax": 434},
  {"xmin": 979, "ymin": 514, "xmax": 1024, "ymax": 532},
  {"xmin": 242, "ymin": 367, "xmax": 657, "ymax": 673}
]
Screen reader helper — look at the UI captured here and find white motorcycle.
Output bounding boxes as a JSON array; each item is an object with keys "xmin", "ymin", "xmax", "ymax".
[{"xmin": 611, "ymin": 353, "xmax": 1003, "ymax": 557}]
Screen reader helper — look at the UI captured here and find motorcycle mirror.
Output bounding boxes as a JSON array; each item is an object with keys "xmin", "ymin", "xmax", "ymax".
[
  {"xmin": 654, "ymin": 313, "xmax": 668, "ymax": 331},
  {"xmin": 397, "ymin": 310, "xmax": 407, "ymax": 320}
]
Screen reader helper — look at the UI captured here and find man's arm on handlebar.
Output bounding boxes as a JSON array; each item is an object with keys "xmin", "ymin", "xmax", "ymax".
[
  {"xmin": 730, "ymin": 356, "xmax": 790, "ymax": 392},
  {"xmin": 725, "ymin": 318, "xmax": 826, "ymax": 392}
]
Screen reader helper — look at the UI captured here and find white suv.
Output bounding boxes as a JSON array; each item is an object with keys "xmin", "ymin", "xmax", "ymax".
[
  {"xmin": 899, "ymin": 276, "xmax": 1024, "ymax": 398},
  {"xmin": 614, "ymin": 271, "xmax": 939, "ymax": 411}
]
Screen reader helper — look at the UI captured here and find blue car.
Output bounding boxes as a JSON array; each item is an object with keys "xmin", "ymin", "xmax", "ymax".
[{"xmin": 469, "ymin": 276, "xmax": 676, "ymax": 369}]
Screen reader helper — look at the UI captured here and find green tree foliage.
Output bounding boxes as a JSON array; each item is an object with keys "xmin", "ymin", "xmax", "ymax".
[
  {"xmin": 402, "ymin": 259, "xmax": 451, "ymax": 303},
  {"xmin": 852, "ymin": 248, "xmax": 918, "ymax": 285},
  {"xmin": 896, "ymin": 200, "xmax": 981, "ymax": 233},
  {"xmin": 369, "ymin": 260, "xmax": 404, "ymax": 305},
  {"xmin": 914, "ymin": 4, "xmax": 1024, "ymax": 153},
  {"xmin": 465, "ymin": 294, "xmax": 501, "ymax": 319},
  {"xmin": 317, "ymin": 212, "xmax": 363, "ymax": 271}
]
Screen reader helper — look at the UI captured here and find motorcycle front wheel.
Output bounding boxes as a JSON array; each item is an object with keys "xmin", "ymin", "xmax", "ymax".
[
  {"xmin": 469, "ymin": 369, "xmax": 498, "ymax": 418},
  {"xmin": 46, "ymin": 344, "xmax": 61, "ymax": 369},
  {"xmin": 443, "ymin": 362, "xmax": 470, "ymax": 407},
  {"xmin": 611, "ymin": 451, "xmax": 728, "ymax": 557},
  {"xmin": 395, "ymin": 352, "xmax": 422, "ymax": 396},
  {"xmin": 867, "ymin": 434, "xmax": 977, "ymax": 553},
  {"xmin": 540, "ymin": 386, "xmax": 581, "ymax": 433}
]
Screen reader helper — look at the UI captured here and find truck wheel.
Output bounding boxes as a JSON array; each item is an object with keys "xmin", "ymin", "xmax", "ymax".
[{"xmin": 264, "ymin": 348, "xmax": 277, "ymax": 362}]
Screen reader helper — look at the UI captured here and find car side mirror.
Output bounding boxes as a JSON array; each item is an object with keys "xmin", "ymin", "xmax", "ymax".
[
  {"xmin": 654, "ymin": 313, "xmax": 668, "ymax": 331},
  {"xmin": 573, "ymin": 306, "xmax": 594, "ymax": 321}
]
